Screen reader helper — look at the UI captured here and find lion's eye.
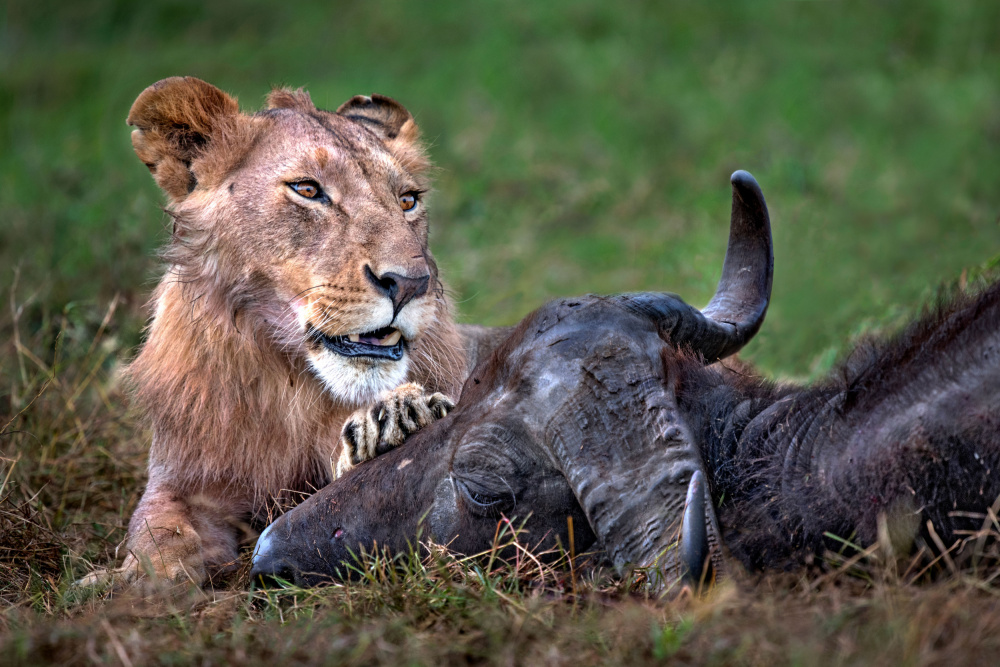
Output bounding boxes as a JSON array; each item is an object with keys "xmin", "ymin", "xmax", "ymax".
[
  {"xmin": 289, "ymin": 181, "xmax": 323, "ymax": 199},
  {"xmin": 399, "ymin": 192, "xmax": 418, "ymax": 212}
]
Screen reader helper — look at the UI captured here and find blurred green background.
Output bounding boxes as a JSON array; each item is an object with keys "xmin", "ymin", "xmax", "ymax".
[{"xmin": 3, "ymin": 0, "xmax": 999, "ymax": 378}]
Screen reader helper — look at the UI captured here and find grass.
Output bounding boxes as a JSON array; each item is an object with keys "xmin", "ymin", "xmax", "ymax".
[
  {"xmin": 2, "ymin": 0, "xmax": 1000, "ymax": 664},
  {"xmin": 5, "ymin": 0, "xmax": 1000, "ymax": 375}
]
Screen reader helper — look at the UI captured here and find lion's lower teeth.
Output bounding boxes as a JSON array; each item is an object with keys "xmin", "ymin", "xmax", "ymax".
[
  {"xmin": 348, "ymin": 333, "xmax": 361, "ymax": 343},
  {"xmin": 381, "ymin": 330, "xmax": 402, "ymax": 346}
]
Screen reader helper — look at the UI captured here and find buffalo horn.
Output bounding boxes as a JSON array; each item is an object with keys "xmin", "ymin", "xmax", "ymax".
[
  {"xmin": 555, "ymin": 173, "xmax": 766, "ymax": 591},
  {"xmin": 618, "ymin": 170, "xmax": 773, "ymax": 361},
  {"xmin": 680, "ymin": 469, "xmax": 714, "ymax": 589}
]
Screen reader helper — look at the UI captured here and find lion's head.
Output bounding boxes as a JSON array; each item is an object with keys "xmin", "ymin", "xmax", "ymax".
[{"xmin": 129, "ymin": 77, "xmax": 453, "ymax": 406}]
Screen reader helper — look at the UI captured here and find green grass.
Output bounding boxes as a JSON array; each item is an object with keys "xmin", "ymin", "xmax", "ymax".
[
  {"xmin": 3, "ymin": 0, "xmax": 1000, "ymax": 664},
  {"xmin": 4, "ymin": 0, "xmax": 1000, "ymax": 375}
]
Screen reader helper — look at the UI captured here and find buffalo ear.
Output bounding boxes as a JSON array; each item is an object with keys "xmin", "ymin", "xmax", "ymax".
[
  {"xmin": 127, "ymin": 77, "xmax": 241, "ymax": 200},
  {"xmin": 336, "ymin": 94, "xmax": 429, "ymax": 174}
]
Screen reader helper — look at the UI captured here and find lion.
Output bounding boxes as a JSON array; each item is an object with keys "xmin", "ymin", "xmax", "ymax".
[{"xmin": 80, "ymin": 77, "xmax": 507, "ymax": 588}]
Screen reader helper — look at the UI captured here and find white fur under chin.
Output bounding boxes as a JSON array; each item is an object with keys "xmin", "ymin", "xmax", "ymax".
[
  {"xmin": 293, "ymin": 291, "xmax": 436, "ymax": 406},
  {"xmin": 307, "ymin": 349, "xmax": 410, "ymax": 407}
]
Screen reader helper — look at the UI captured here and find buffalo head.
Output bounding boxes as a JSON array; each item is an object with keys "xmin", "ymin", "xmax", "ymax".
[{"xmin": 250, "ymin": 171, "xmax": 773, "ymax": 588}]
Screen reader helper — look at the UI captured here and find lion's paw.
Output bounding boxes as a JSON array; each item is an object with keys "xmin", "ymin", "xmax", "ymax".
[
  {"xmin": 74, "ymin": 551, "xmax": 203, "ymax": 591},
  {"xmin": 336, "ymin": 382, "xmax": 454, "ymax": 477},
  {"xmin": 74, "ymin": 567, "xmax": 128, "ymax": 590}
]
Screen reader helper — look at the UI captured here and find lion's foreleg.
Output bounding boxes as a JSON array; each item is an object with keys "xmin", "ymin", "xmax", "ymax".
[
  {"xmin": 81, "ymin": 483, "xmax": 245, "ymax": 588},
  {"xmin": 123, "ymin": 487, "xmax": 208, "ymax": 585}
]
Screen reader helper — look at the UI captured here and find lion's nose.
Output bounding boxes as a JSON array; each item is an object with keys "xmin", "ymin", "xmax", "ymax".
[{"xmin": 365, "ymin": 265, "xmax": 430, "ymax": 317}]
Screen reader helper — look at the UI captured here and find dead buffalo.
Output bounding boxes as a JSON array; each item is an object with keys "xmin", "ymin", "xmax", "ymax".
[{"xmin": 251, "ymin": 171, "xmax": 1000, "ymax": 588}]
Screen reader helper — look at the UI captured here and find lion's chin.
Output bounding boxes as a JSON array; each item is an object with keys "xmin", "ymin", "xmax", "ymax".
[{"xmin": 306, "ymin": 350, "xmax": 410, "ymax": 406}]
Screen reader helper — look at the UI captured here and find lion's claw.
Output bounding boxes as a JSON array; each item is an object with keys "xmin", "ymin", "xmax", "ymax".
[{"xmin": 336, "ymin": 382, "xmax": 454, "ymax": 476}]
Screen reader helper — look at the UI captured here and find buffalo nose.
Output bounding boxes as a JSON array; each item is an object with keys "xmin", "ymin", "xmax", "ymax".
[
  {"xmin": 251, "ymin": 521, "xmax": 295, "ymax": 587},
  {"xmin": 249, "ymin": 556, "xmax": 297, "ymax": 588},
  {"xmin": 365, "ymin": 265, "xmax": 430, "ymax": 317}
]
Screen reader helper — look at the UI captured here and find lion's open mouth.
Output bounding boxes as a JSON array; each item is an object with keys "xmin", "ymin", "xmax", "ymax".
[{"xmin": 308, "ymin": 325, "xmax": 405, "ymax": 361}]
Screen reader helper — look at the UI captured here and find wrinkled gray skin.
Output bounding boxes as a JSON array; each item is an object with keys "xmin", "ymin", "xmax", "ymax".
[{"xmin": 251, "ymin": 171, "xmax": 772, "ymax": 587}]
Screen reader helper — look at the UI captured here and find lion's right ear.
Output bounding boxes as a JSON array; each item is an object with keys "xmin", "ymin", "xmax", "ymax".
[
  {"xmin": 128, "ymin": 77, "xmax": 240, "ymax": 200},
  {"xmin": 336, "ymin": 95, "xmax": 429, "ymax": 175}
]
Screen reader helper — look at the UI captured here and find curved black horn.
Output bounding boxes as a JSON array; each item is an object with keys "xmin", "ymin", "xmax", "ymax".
[
  {"xmin": 680, "ymin": 470, "xmax": 714, "ymax": 590},
  {"xmin": 701, "ymin": 171, "xmax": 774, "ymax": 344},
  {"xmin": 619, "ymin": 170, "xmax": 773, "ymax": 361}
]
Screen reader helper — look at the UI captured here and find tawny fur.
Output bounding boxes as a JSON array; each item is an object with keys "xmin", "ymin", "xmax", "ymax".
[{"xmin": 83, "ymin": 77, "xmax": 477, "ymax": 588}]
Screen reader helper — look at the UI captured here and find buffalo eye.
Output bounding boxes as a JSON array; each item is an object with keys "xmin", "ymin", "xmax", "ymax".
[
  {"xmin": 455, "ymin": 477, "xmax": 514, "ymax": 517},
  {"xmin": 399, "ymin": 191, "xmax": 419, "ymax": 212},
  {"xmin": 288, "ymin": 180, "xmax": 325, "ymax": 200}
]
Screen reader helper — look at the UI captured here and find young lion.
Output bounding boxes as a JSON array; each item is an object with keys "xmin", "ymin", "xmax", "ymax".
[{"xmin": 83, "ymin": 77, "xmax": 505, "ymax": 587}]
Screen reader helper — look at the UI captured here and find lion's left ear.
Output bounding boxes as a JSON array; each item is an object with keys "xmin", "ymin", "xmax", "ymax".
[{"xmin": 336, "ymin": 95, "xmax": 427, "ymax": 173}]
